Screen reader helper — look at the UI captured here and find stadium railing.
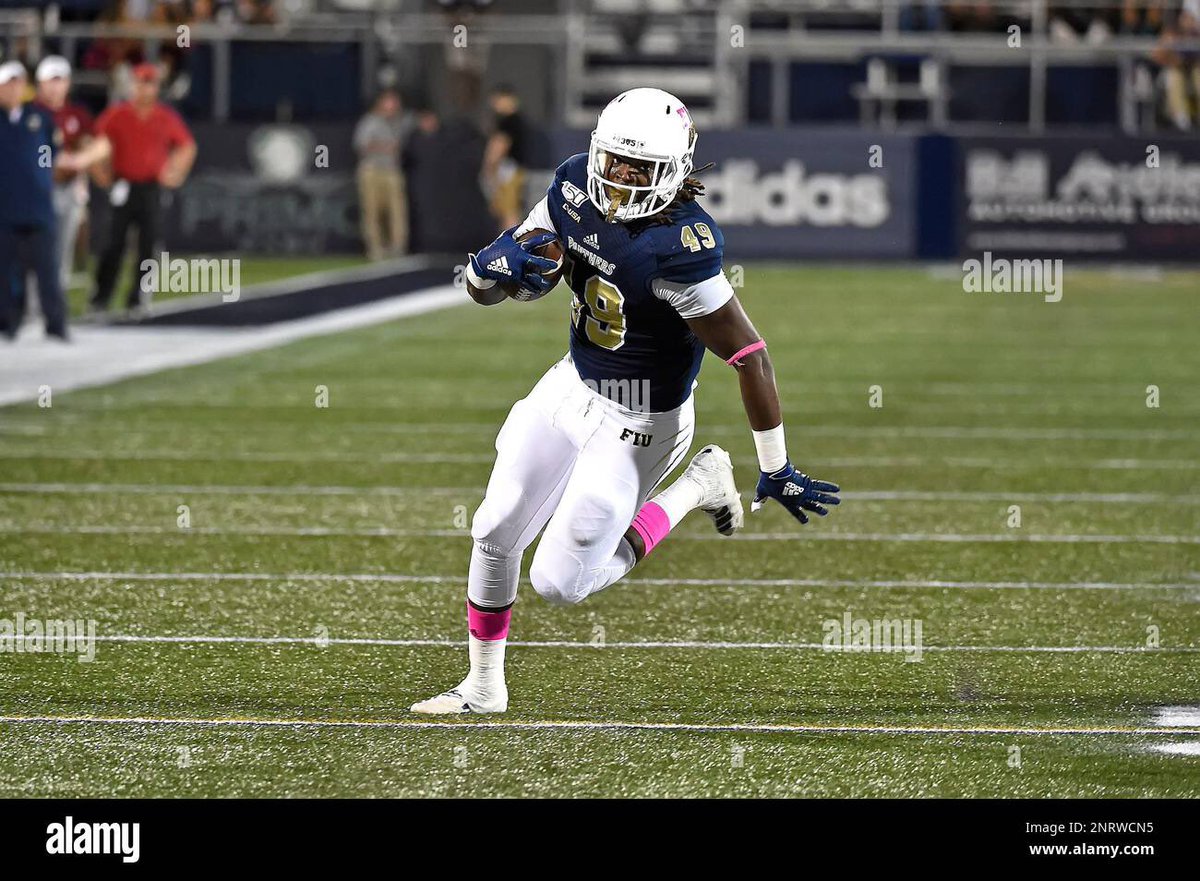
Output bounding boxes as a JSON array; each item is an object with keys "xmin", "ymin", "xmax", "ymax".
[{"xmin": 2, "ymin": 1, "xmax": 1192, "ymax": 133}]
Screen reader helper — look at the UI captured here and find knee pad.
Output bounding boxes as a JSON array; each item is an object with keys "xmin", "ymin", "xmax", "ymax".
[
  {"xmin": 529, "ymin": 543, "xmax": 588, "ymax": 607},
  {"xmin": 470, "ymin": 484, "xmax": 525, "ymax": 554}
]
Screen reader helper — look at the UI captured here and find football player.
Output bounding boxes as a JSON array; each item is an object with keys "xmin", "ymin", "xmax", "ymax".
[{"xmin": 413, "ymin": 88, "xmax": 840, "ymax": 714}]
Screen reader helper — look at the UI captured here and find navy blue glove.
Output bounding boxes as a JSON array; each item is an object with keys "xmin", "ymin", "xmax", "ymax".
[
  {"xmin": 751, "ymin": 461, "xmax": 841, "ymax": 525},
  {"xmin": 468, "ymin": 227, "xmax": 558, "ymax": 296}
]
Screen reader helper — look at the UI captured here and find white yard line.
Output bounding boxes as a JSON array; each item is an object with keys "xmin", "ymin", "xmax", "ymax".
[
  {"xmin": 66, "ymin": 634, "xmax": 1200, "ymax": 653},
  {"xmin": 721, "ymin": 532, "xmax": 1200, "ymax": 544},
  {"xmin": 1150, "ymin": 743, "xmax": 1200, "ymax": 755},
  {"xmin": 1152, "ymin": 706, "xmax": 1200, "ymax": 727},
  {"xmin": 0, "ymin": 286, "xmax": 465, "ymax": 407},
  {"xmin": 3, "ymin": 420, "xmax": 1196, "ymax": 442},
  {"xmin": 0, "ymin": 482, "xmax": 445, "ymax": 496},
  {"xmin": 0, "ymin": 714, "xmax": 1194, "ymax": 736},
  {"xmin": 3, "ymin": 449, "xmax": 1200, "ymax": 472},
  {"xmin": 2, "ymin": 523, "xmax": 1196, "ymax": 543},
  {"xmin": 3, "ymin": 483, "xmax": 1199, "ymax": 506},
  {"xmin": 1145, "ymin": 706, "xmax": 1200, "ymax": 756},
  {"xmin": 4, "ymin": 571, "xmax": 1196, "ymax": 591}
]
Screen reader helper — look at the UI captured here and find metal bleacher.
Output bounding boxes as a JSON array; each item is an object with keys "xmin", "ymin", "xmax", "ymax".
[{"xmin": 0, "ymin": 0, "xmax": 1188, "ymax": 133}]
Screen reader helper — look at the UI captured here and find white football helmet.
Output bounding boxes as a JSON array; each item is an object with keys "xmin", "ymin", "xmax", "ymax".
[{"xmin": 587, "ymin": 88, "xmax": 697, "ymax": 223}]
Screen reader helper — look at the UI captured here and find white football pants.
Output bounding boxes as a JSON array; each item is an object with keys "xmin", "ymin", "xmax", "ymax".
[{"xmin": 469, "ymin": 356, "xmax": 696, "ymax": 608}]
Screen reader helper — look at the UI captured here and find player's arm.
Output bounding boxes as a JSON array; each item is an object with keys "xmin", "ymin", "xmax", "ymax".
[
  {"xmin": 57, "ymin": 133, "xmax": 111, "ymax": 174},
  {"xmin": 483, "ymin": 130, "xmax": 511, "ymax": 177},
  {"xmin": 159, "ymin": 138, "xmax": 196, "ymax": 189},
  {"xmin": 686, "ymin": 295, "xmax": 779, "ymax": 429},
  {"xmin": 465, "ymin": 196, "xmax": 558, "ymax": 306},
  {"xmin": 685, "ymin": 291, "xmax": 841, "ymax": 525}
]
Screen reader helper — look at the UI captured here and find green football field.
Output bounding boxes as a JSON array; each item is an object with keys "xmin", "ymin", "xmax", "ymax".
[{"xmin": 1, "ymin": 264, "xmax": 1199, "ymax": 797}]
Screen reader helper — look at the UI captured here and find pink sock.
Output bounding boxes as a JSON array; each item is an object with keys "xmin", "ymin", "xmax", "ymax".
[
  {"xmin": 467, "ymin": 601, "xmax": 511, "ymax": 641},
  {"xmin": 630, "ymin": 501, "xmax": 672, "ymax": 556}
]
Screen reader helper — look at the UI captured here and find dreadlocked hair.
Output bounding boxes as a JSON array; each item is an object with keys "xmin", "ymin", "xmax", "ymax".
[{"xmin": 634, "ymin": 162, "xmax": 716, "ymax": 229}]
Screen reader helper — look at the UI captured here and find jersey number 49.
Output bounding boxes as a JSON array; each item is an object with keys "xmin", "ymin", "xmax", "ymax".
[{"xmin": 572, "ymin": 276, "xmax": 627, "ymax": 351}]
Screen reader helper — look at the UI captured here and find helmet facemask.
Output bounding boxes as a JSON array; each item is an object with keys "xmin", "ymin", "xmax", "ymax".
[{"xmin": 586, "ymin": 135, "xmax": 694, "ymax": 223}]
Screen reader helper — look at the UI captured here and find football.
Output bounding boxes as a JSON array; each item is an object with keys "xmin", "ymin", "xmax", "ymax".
[{"xmin": 504, "ymin": 228, "xmax": 566, "ymax": 301}]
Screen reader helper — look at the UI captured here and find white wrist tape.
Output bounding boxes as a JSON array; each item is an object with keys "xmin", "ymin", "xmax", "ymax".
[
  {"xmin": 466, "ymin": 256, "xmax": 497, "ymax": 290},
  {"xmin": 752, "ymin": 423, "xmax": 788, "ymax": 473}
]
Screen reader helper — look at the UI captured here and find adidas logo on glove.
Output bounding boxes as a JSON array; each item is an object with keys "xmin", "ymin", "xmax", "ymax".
[{"xmin": 486, "ymin": 256, "xmax": 512, "ymax": 276}]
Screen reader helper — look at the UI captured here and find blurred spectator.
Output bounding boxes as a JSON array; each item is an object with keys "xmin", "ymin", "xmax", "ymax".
[
  {"xmin": 1122, "ymin": 0, "xmax": 1167, "ymax": 35},
  {"xmin": 34, "ymin": 56, "xmax": 98, "ymax": 290},
  {"xmin": 82, "ymin": 0, "xmax": 145, "ymax": 75},
  {"xmin": 899, "ymin": 1, "xmax": 945, "ymax": 32},
  {"xmin": 1154, "ymin": 0, "xmax": 1200, "ymax": 129},
  {"xmin": 946, "ymin": 2, "xmax": 1000, "ymax": 32},
  {"xmin": 90, "ymin": 62, "xmax": 196, "ymax": 314},
  {"xmin": 483, "ymin": 84, "xmax": 529, "ymax": 231},
  {"xmin": 236, "ymin": 0, "xmax": 277, "ymax": 25},
  {"xmin": 353, "ymin": 89, "xmax": 411, "ymax": 260},
  {"xmin": 404, "ymin": 107, "xmax": 494, "ymax": 254},
  {"xmin": 1049, "ymin": 5, "xmax": 1115, "ymax": 43},
  {"xmin": 0, "ymin": 62, "xmax": 68, "ymax": 341}
]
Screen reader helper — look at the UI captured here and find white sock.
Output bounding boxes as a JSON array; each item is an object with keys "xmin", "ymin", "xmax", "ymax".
[
  {"xmin": 649, "ymin": 470, "xmax": 705, "ymax": 528},
  {"xmin": 464, "ymin": 633, "xmax": 506, "ymax": 693}
]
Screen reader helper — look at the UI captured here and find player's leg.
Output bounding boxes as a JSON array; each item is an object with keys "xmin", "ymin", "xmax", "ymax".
[
  {"xmin": 528, "ymin": 393, "xmax": 740, "ymax": 605},
  {"xmin": 128, "ymin": 186, "xmax": 159, "ymax": 311},
  {"xmin": 0, "ymin": 228, "xmax": 24, "ymax": 339},
  {"xmin": 529, "ymin": 393, "xmax": 744, "ymax": 605},
  {"xmin": 411, "ymin": 362, "xmax": 582, "ymax": 714},
  {"xmin": 30, "ymin": 225, "xmax": 67, "ymax": 338},
  {"xmin": 625, "ymin": 442, "xmax": 744, "ymax": 560},
  {"xmin": 92, "ymin": 197, "xmax": 132, "ymax": 311},
  {"xmin": 357, "ymin": 166, "xmax": 384, "ymax": 261}
]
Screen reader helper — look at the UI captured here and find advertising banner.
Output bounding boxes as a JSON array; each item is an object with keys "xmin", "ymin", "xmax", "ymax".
[
  {"xmin": 959, "ymin": 136, "xmax": 1200, "ymax": 261},
  {"xmin": 161, "ymin": 122, "xmax": 361, "ymax": 255}
]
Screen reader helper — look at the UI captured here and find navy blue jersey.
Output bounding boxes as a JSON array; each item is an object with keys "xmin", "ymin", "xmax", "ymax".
[
  {"xmin": 541, "ymin": 154, "xmax": 727, "ymax": 412},
  {"xmin": 0, "ymin": 103, "xmax": 59, "ymax": 228}
]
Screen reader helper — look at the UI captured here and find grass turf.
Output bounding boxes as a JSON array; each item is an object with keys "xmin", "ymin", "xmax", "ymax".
[{"xmin": 1, "ymin": 264, "xmax": 1198, "ymax": 797}]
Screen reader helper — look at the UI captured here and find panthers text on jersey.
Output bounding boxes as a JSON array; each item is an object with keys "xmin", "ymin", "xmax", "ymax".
[{"xmin": 515, "ymin": 153, "xmax": 735, "ymax": 413}]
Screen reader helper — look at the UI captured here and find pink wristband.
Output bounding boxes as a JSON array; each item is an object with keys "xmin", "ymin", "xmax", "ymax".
[{"xmin": 726, "ymin": 340, "xmax": 766, "ymax": 367}]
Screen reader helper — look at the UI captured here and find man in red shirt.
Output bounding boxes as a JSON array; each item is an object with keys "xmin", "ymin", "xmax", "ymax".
[
  {"xmin": 34, "ymin": 56, "xmax": 98, "ymax": 290},
  {"xmin": 90, "ymin": 62, "xmax": 196, "ymax": 314}
]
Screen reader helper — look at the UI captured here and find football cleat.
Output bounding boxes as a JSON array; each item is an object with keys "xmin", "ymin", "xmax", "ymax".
[
  {"xmin": 410, "ymin": 682, "xmax": 508, "ymax": 715},
  {"xmin": 685, "ymin": 444, "xmax": 744, "ymax": 536}
]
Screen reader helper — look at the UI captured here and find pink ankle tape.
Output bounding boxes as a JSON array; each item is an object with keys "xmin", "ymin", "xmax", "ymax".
[
  {"xmin": 467, "ymin": 602, "xmax": 511, "ymax": 641},
  {"xmin": 631, "ymin": 501, "xmax": 672, "ymax": 556}
]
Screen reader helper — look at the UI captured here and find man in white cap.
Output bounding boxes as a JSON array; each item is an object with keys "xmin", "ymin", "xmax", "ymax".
[
  {"xmin": 0, "ymin": 61, "xmax": 68, "ymax": 340},
  {"xmin": 35, "ymin": 56, "xmax": 111, "ymax": 290}
]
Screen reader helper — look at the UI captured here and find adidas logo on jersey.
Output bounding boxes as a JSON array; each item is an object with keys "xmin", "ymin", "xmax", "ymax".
[
  {"xmin": 583, "ymin": 233, "xmax": 600, "ymax": 249},
  {"xmin": 486, "ymin": 256, "xmax": 513, "ymax": 277}
]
